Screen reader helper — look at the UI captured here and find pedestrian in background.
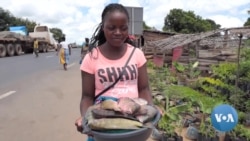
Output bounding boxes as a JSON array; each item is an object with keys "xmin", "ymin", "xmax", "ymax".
[
  {"xmin": 33, "ymin": 38, "xmax": 39, "ymax": 57},
  {"xmin": 80, "ymin": 38, "xmax": 89, "ymax": 64},
  {"xmin": 58, "ymin": 36, "xmax": 71, "ymax": 70}
]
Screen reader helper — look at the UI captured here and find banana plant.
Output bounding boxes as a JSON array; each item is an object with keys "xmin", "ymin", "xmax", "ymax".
[{"xmin": 158, "ymin": 95, "xmax": 193, "ymax": 137}]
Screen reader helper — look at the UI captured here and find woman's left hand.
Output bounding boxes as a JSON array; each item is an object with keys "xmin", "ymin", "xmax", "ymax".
[
  {"xmin": 75, "ymin": 117, "xmax": 83, "ymax": 133},
  {"xmin": 155, "ymin": 105, "xmax": 164, "ymax": 115}
]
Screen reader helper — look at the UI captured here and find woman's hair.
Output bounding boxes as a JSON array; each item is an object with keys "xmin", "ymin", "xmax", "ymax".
[
  {"xmin": 88, "ymin": 3, "xmax": 134, "ymax": 52},
  {"xmin": 85, "ymin": 38, "xmax": 89, "ymax": 47}
]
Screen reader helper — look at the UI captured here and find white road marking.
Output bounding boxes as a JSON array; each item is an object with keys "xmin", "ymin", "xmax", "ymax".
[
  {"xmin": 68, "ymin": 63, "xmax": 75, "ymax": 68},
  {"xmin": 46, "ymin": 55, "xmax": 54, "ymax": 58},
  {"xmin": 0, "ymin": 91, "xmax": 16, "ymax": 100}
]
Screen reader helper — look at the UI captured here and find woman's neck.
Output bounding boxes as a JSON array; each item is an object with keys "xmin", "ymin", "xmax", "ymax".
[{"xmin": 100, "ymin": 42, "xmax": 127, "ymax": 60}]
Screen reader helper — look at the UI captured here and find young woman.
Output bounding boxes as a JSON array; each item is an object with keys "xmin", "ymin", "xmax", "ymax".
[
  {"xmin": 58, "ymin": 36, "xmax": 71, "ymax": 70},
  {"xmin": 75, "ymin": 3, "xmax": 157, "ymax": 141}
]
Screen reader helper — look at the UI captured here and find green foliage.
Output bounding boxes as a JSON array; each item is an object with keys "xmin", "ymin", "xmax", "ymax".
[
  {"xmin": 50, "ymin": 28, "xmax": 65, "ymax": 42},
  {"xmin": 148, "ymin": 61, "xmax": 177, "ymax": 88},
  {"xmin": 211, "ymin": 63, "xmax": 236, "ymax": 82},
  {"xmin": 244, "ymin": 17, "xmax": 250, "ymax": 27},
  {"xmin": 173, "ymin": 62, "xmax": 185, "ymax": 72},
  {"xmin": 229, "ymin": 124, "xmax": 250, "ymax": 140},
  {"xmin": 163, "ymin": 85, "xmax": 224, "ymax": 108},
  {"xmin": 173, "ymin": 61, "xmax": 201, "ymax": 79},
  {"xmin": 143, "ymin": 21, "xmax": 152, "ymax": 30},
  {"xmin": 241, "ymin": 47, "xmax": 250, "ymax": 65},
  {"xmin": 163, "ymin": 8, "xmax": 221, "ymax": 33},
  {"xmin": 194, "ymin": 54, "xmax": 250, "ymax": 112},
  {"xmin": 158, "ymin": 91, "xmax": 193, "ymax": 136},
  {"xmin": 199, "ymin": 118, "xmax": 217, "ymax": 138},
  {"xmin": 242, "ymin": 39, "xmax": 250, "ymax": 48},
  {"xmin": 149, "ymin": 52, "xmax": 250, "ymax": 139},
  {"xmin": 196, "ymin": 77, "xmax": 230, "ymax": 98},
  {"xmin": 158, "ymin": 114, "xmax": 176, "ymax": 137},
  {"xmin": 147, "ymin": 60, "xmax": 156, "ymax": 69}
]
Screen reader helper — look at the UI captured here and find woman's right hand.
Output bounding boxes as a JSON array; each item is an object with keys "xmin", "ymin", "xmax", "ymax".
[{"xmin": 75, "ymin": 117, "xmax": 83, "ymax": 133}]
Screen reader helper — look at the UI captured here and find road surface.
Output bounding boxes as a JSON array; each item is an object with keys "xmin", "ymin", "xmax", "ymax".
[
  {"xmin": 0, "ymin": 48, "xmax": 81, "ymax": 90},
  {"xmin": 0, "ymin": 48, "xmax": 87, "ymax": 141},
  {"xmin": 0, "ymin": 48, "xmax": 157, "ymax": 141}
]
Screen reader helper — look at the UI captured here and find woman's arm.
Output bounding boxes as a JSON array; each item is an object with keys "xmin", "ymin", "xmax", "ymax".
[
  {"xmin": 137, "ymin": 63, "xmax": 153, "ymax": 105},
  {"xmin": 80, "ymin": 71, "xmax": 95, "ymax": 117}
]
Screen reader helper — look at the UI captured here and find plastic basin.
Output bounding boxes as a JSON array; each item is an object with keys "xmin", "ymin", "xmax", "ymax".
[{"xmin": 90, "ymin": 110, "xmax": 161, "ymax": 141}]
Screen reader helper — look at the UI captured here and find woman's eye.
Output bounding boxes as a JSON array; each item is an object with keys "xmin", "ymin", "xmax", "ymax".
[
  {"xmin": 121, "ymin": 26, "xmax": 128, "ymax": 31},
  {"xmin": 106, "ymin": 26, "xmax": 128, "ymax": 32},
  {"xmin": 107, "ymin": 26, "xmax": 115, "ymax": 30}
]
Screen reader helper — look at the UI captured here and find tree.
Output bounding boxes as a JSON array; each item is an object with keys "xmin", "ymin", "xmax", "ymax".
[
  {"xmin": 0, "ymin": 7, "xmax": 38, "ymax": 32},
  {"xmin": 50, "ymin": 28, "xmax": 64, "ymax": 42},
  {"xmin": 163, "ymin": 8, "xmax": 221, "ymax": 33},
  {"xmin": 244, "ymin": 18, "xmax": 250, "ymax": 27},
  {"xmin": 205, "ymin": 19, "xmax": 221, "ymax": 29},
  {"xmin": 143, "ymin": 21, "xmax": 151, "ymax": 30},
  {"xmin": 0, "ymin": 7, "xmax": 13, "ymax": 31}
]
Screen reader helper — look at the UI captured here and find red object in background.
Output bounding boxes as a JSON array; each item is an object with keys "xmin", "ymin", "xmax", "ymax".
[
  {"xmin": 128, "ymin": 35, "xmax": 136, "ymax": 40},
  {"xmin": 171, "ymin": 46, "xmax": 183, "ymax": 71},
  {"xmin": 153, "ymin": 55, "xmax": 164, "ymax": 67}
]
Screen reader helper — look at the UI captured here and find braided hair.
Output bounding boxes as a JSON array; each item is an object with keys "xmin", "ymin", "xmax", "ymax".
[{"xmin": 89, "ymin": 3, "xmax": 134, "ymax": 52}]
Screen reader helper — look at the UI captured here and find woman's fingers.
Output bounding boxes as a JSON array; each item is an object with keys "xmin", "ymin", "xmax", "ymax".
[
  {"xmin": 155, "ymin": 105, "xmax": 164, "ymax": 115},
  {"xmin": 75, "ymin": 117, "xmax": 83, "ymax": 132}
]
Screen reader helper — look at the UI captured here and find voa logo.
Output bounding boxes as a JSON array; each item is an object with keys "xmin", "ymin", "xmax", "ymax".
[
  {"xmin": 211, "ymin": 104, "xmax": 238, "ymax": 132},
  {"xmin": 214, "ymin": 113, "xmax": 235, "ymax": 123}
]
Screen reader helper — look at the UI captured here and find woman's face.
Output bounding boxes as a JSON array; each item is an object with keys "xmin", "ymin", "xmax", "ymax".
[{"xmin": 103, "ymin": 11, "xmax": 129, "ymax": 47}]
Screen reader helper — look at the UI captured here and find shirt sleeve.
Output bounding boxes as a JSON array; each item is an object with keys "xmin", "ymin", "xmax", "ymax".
[
  {"xmin": 80, "ymin": 53, "xmax": 95, "ymax": 74},
  {"xmin": 136, "ymin": 48, "xmax": 147, "ymax": 68}
]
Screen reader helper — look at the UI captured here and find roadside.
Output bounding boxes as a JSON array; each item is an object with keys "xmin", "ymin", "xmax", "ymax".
[{"xmin": 0, "ymin": 62, "xmax": 87, "ymax": 141}]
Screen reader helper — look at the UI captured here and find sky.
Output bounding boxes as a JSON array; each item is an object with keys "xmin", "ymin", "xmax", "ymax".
[{"xmin": 0, "ymin": 0, "xmax": 249, "ymax": 44}]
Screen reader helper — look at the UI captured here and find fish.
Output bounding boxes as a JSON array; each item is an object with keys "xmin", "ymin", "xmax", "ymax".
[
  {"xmin": 91, "ymin": 109, "xmax": 139, "ymax": 121},
  {"xmin": 135, "ymin": 105, "xmax": 158, "ymax": 123},
  {"xmin": 134, "ymin": 105, "xmax": 149, "ymax": 116},
  {"xmin": 89, "ymin": 118, "xmax": 144, "ymax": 130},
  {"xmin": 100, "ymin": 99, "xmax": 121, "ymax": 111},
  {"xmin": 117, "ymin": 97, "xmax": 141, "ymax": 114},
  {"xmin": 84, "ymin": 104, "xmax": 101, "ymax": 121},
  {"xmin": 82, "ymin": 104, "xmax": 101, "ymax": 134},
  {"xmin": 132, "ymin": 98, "xmax": 148, "ymax": 106}
]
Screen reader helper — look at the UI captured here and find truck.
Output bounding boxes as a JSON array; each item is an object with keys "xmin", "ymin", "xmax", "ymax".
[
  {"xmin": 29, "ymin": 25, "xmax": 58, "ymax": 51},
  {"xmin": 0, "ymin": 25, "xmax": 58, "ymax": 58}
]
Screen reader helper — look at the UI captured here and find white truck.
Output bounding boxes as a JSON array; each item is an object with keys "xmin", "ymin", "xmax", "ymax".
[
  {"xmin": 29, "ymin": 25, "xmax": 58, "ymax": 52},
  {"xmin": 0, "ymin": 25, "xmax": 58, "ymax": 58}
]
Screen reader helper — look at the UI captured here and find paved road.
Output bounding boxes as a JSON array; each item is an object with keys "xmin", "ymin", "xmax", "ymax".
[
  {"xmin": 0, "ymin": 48, "xmax": 88, "ymax": 141},
  {"xmin": 0, "ymin": 48, "xmax": 81, "ymax": 92}
]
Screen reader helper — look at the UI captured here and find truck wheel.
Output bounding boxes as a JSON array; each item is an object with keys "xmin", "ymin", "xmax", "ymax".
[
  {"xmin": 6, "ymin": 44, "xmax": 15, "ymax": 56},
  {"xmin": 0, "ymin": 44, "xmax": 7, "ymax": 57},
  {"xmin": 15, "ymin": 44, "xmax": 22, "ymax": 56}
]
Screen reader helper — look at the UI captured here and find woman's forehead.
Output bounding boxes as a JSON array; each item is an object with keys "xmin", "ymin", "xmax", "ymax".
[{"xmin": 104, "ymin": 11, "xmax": 129, "ymax": 23}]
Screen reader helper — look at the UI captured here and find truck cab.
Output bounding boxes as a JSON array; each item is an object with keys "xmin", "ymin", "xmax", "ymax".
[{"xmin": 29, "ymin": 25, "xmax": 57, "ymax": 52}]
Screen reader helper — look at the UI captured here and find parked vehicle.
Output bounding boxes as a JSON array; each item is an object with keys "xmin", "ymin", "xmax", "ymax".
[{"xmin": 0, "ymin": 25, "xmax": 58, "ymax": 58}]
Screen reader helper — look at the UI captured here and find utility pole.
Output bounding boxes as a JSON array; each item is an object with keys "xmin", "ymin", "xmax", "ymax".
[{"xmin": 235, "ymin": 33, "xmax": 243, "ymax": 88}]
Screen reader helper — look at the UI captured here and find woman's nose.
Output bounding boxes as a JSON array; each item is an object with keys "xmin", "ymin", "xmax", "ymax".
[{"xmin": 114, "ymin": 29, "xmax": 122, "ymax": 35}]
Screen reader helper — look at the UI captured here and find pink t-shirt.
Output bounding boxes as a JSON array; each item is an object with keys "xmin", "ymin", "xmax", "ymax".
[{"xmin": 80, "ymin": 44, "xmax": 147, "ymax": 99}]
